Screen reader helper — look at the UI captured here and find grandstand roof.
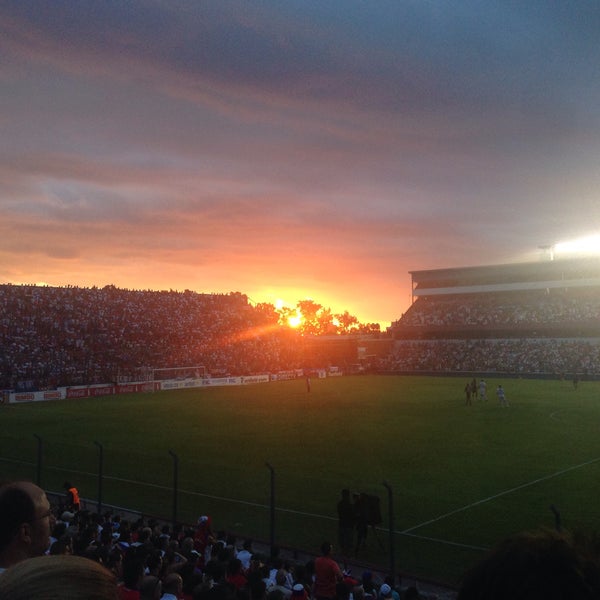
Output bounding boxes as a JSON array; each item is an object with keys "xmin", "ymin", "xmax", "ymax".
[{"xmin": 410, "ymin": 256, "xmax": 600, "ymax": 297}]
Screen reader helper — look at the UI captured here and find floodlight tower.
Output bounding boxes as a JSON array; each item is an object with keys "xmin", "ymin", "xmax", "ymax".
[{"xmin": 538, "ymin": 244, "xmax": 555, "ymax": 261}]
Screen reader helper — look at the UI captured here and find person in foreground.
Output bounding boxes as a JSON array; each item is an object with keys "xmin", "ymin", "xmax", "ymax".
[
  {"xmin": 0, "ymin": 554, "xmax": 119, "ymax": 600},
  {"xmin": 0, "ymin": 480, "xmax": 55, "ymax": 571},
  {"xmin": 457, "ymin": 528, "xmax": 600, "ymax": 600}
]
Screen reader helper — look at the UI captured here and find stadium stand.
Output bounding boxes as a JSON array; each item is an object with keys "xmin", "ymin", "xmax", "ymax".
[
  {"xmin": 4, "ymin": 257, "xmax": 600, "ymax": 391},
  {"xmin": 0, "ymin": 286, "xmax": 310, "ymax": 392},
  {"xmin": 382, "ymin": 257, "xmax": 600, "ymax": 378},
  {"xmin": 0, "ymin": 285, "xmax": 376, "ymax": 393}
]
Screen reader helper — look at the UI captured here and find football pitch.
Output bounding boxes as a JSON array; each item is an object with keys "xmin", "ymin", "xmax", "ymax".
[{"xmin": 2, "ymin": 375, "xmax": 600, "ymax": 586}]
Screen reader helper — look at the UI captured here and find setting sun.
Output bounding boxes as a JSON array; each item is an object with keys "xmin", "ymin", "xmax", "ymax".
[{"xmin": 287, "ymin": 312, "xmax": 303, "ymax": 328}]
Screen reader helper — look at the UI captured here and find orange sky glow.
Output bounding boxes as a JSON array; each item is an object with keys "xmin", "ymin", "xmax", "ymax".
[{"xmin": 1, "ymin": 3, "xmax": 599, "ymax": 328}]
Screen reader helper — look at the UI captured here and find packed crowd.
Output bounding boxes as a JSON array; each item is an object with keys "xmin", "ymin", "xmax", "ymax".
[
  {"xmin": 5, "ymin": 282, "xmax": 600, "ymax": 391},
  {"xmin": 378, "ymin": 338, "xmax": 600, "ymax": 376},
  {"xmin": 0, "ymin": 481, "xmax": 427, "ymax": 600},
  {"xmin": 397, "ymin": 289, "xmax": 600, "ymax": 328},
  {"xmin": 383, "ymin": 287, "xmax": 600, "ymax": 376},
  {"xmin": 0, "ymin": 285, "xmax": 304, "ymax": 391},
  {"xmin": 3, "ymin": 481, "xmax": 600, "ymax": 600}
]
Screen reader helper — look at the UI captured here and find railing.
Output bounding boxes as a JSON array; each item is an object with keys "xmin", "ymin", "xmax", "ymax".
[
  {"xmin": 0, "ymin": 434, "xmax": 474, "ymax": 588},
  {"xmin": 1, "ymin": 436, "xmax": 396, "ymax": 567}
]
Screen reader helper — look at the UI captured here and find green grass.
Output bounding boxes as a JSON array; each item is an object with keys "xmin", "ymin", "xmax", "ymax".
[{"xmin": 2, "ymin": 375, "xmax": 600, "ymax": 586}]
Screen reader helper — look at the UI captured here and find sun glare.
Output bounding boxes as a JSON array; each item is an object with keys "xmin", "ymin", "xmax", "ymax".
[
  {"xmin": 554, "ymin": 234, "xmax": 600, "ymax": 257},
  {"xmin": 287, "ymin": 312, "xmax": 303, "ymax": 328}
]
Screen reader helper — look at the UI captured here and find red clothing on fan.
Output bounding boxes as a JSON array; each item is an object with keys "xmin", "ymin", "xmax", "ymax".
[
  {"xmin": 226, "ymin": 572, "xmax": 248, "ymax": 590},
  {"xmin": 313, "ymin": 555, "xmax": 342, "ymax": 600},
  {"xmin": 117, "ymin": 585, "xmax": 140, "ymax": 600}
]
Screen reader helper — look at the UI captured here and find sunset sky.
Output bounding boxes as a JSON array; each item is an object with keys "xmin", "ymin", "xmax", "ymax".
[{"xmin": 1, "ymin": 2, "xmax": 599, "ymax": 327}]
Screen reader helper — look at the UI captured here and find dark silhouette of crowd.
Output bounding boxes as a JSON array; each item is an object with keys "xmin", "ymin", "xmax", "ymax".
[
  {"xmin": 457, "ymin": 528, "xmax": 600, "ymax": 600},
  {"xmin": 0, "ymin": 479, "xmax": 416, "ymax": 600},
  {"xmin": 5, "ymin": 479, "xmax": 600, "ymax": 599},
  {"xmin": 0, "ymin": 285, "xmax": 305, "ymax": 391}
]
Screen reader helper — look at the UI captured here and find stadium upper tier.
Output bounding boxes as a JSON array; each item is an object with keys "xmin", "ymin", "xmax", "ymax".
[
  {"xmin": 389, "ymin": 257, "xmax": 600, "ymax": 337},
  {"xmin": 382, "ymin": 258, "xmax": 600, "ymax": 376},
  {"xmin": 409, "ymin": 256, "xmax": 600, "ymax": 297}
]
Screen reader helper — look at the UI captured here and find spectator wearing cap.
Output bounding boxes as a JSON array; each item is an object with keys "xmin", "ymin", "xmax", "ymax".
[
  {"xmin": 383, "ymin": 575, "xmax": 402, "ymax": 600},
  {"xmin": 290, "ymin": 563, "xmax": 312, "ymax": 599},
  {"xmin": 61, "ymin": 510, "xmax": 76, "ymax": 523},
  {"xmin": 236, "ymin": 538, "xmax": 254, "ymax": 571},
  {"xmin": 291, "ymin": 583, "xmax": 308, "ymax": 600},
  {"xmin": 0, "ymin": 480, "xmax": 56, "ymax": 572},
  {"xmin": 381, "ymin": 577, "xmax": 400, "ymax": 600}
]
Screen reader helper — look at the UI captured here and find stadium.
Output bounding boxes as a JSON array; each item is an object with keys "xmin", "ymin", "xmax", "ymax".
[
  {"xmin": 384, "ymin": 255, "xmax": 600, "ymax": 378},
  {"xmin": 3, "ymin": 255, "xmax": 600, "ymax": 597}
]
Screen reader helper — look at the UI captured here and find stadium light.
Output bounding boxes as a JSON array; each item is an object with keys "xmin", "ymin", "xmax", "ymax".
[
  {"xmin": 554, "ymin": 234, "xmax": 600, "ymax": 257},
  {"xmin": 538, "ymin": 245, "xmax": 554, "ymax": 261}
]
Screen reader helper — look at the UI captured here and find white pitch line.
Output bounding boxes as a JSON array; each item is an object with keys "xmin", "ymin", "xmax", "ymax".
[
  {"xmin": 6, "ymin": 454, "xmax": 591, "ymax": 551},
  {"xmin": 402, "ymin": 455, "xmax": 600, "ymax": 534}
]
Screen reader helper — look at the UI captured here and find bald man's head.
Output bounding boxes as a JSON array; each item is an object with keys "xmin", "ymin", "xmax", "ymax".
[{"xmin": 0, "ymin": 481, "xmax": 54, "ymax": 568}]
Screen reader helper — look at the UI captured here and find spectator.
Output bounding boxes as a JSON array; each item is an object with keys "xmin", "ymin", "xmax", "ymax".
[
  {"xmin": 160, "ymin": 572, "xmax": 183, "ymax": 600},
  {"xmin": 226, "ymin": 557, "xmax": 248, "ymax": 590},
  {"xmin": 139, "ymin": 576, "xmax": 162, "ymax": 600},
  {"xmin": 118, "ymin": 555, "xmax": 144, "ymax": 599},
  {"xmin": 381, "ymin": 576, "xmax": 400, "ymax": 600},
  {"xmin": 64, "ymin": 481, "xmax": 81, "ymax": 512},
  {"xmin": 0, "ymin": 554, "xmax": 119, "ymax": 599},
  {"xmin": 0, "ymin": 480, "xmax": 55, "ymax": 571},
  {"xmin": 270, "ymin": 570, "xmax": 293, "ymax": 599},
  {"xmin": 360, "ymin": 572, "xmax": 378, "ymax": 600},
  {"xmin": 236, "ymin": 539, "xmax": 254, "ymax": 571},
  {"xmin": 313, "ymin": 542, "xmax": 343, "ymax": 600},
  {"xmin": 457, "ymin": 528, "xmax": 600, "ymax": 600}
]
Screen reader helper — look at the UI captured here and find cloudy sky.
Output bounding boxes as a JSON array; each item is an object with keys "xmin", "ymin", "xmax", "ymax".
[{"xmin": 1, "ymin": 2, "xmax": 599, "ymax": 326}]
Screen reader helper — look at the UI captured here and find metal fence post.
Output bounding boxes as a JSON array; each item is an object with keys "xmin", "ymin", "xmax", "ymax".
[
  {"xmin": 94, "ymin": 441, "xmax": 104, "ymax": 514},
  {"xmin": 266, "ymin": 462, "xmax": 275, "ymax": 556},
  {"xmin": 169, "ymin": 450, "xmax": 179, "ymax": 529},
  {"xmin": 383, "ymin": 481, "xmax": 396, "ymax": 583},
  {"xmin": 33, "ymin": 434, "xmax": 42, "ymax": 487}
]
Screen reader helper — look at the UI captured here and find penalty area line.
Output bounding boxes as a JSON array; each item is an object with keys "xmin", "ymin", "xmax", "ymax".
[{"xmin": 403, "ymin": 454, "xmax": 600, "ymax": 534}]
